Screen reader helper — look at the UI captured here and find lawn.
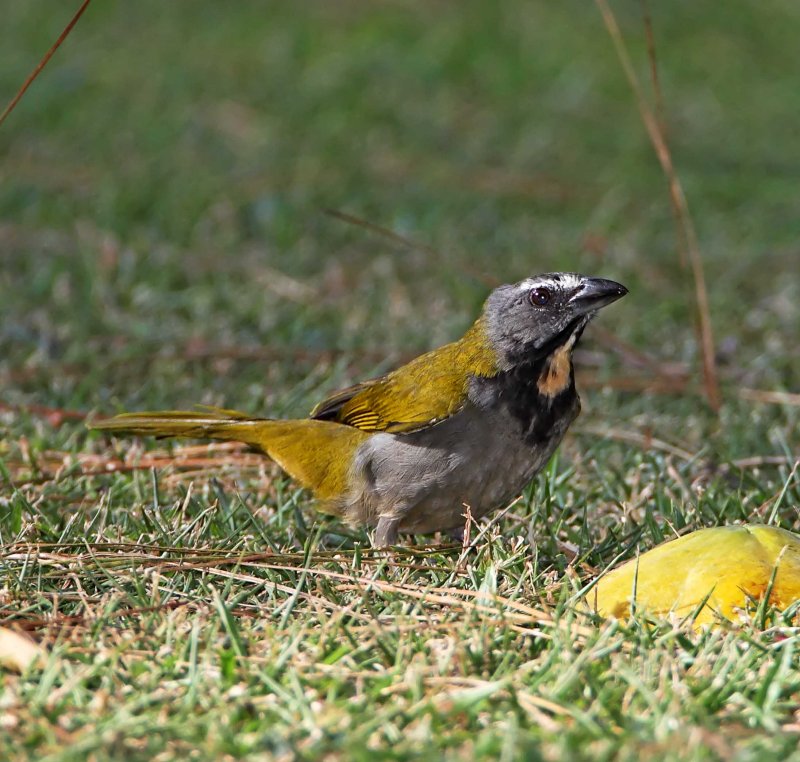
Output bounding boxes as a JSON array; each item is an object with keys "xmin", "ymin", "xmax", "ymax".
[{"xmin": 1, "ymin": 1, "xmax": 799, "ymax": 759}]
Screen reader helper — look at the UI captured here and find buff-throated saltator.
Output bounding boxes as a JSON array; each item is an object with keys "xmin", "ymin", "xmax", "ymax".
[{"xmin": 91, "ymin": 272, "xmax": 627, "ymax": 546}]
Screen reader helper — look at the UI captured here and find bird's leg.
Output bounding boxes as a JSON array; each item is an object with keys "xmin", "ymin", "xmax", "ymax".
[
  {"xmin": 446, "ymin": 526, "xmax": 465, "ymax": 544},
  {"xmin": 374, "ymin": 516, "xmax": 401, "ymax": 547},
  {"xmin": 445, "ymin": 524, "xmax": 479, "ymax": 553}
]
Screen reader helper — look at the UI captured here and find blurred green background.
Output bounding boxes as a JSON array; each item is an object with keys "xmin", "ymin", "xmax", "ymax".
[{"xmin": 2, "ymin": 0, "xmax": 798, "ymax": 450}]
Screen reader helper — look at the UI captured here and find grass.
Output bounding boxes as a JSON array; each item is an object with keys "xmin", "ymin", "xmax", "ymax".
[{"xmin": 1, "ymin": 0, "xmax": 800, "ymax": 759}]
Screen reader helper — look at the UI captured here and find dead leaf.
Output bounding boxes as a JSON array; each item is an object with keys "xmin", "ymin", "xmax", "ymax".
[{"xmin": 0, "ymin": 627, "xmax": 45, "ymax": 672}]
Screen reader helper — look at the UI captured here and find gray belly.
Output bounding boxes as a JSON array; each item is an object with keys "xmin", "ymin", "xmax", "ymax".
[{"xmin": 344, "ymin": 397, "xmax": 578, "ymax": 534}]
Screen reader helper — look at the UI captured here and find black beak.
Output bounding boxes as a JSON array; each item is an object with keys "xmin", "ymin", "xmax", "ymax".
[{"xmin": 570, "ymin": 277, "xmax": 628, "ymax": 315}]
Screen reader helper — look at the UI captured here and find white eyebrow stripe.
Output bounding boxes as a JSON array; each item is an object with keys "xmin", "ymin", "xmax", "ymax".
[
  {"xmin": 518, "ymin": 278, "xmax": 559, "ymax": 292},
  {"xmin": 517, "ymin": 273, "xmax": 583, "ymax": 293}
]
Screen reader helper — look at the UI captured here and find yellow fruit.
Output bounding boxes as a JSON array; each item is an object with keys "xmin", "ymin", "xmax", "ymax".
[{"xmin": 591, "ymin": 525, "xmax": 800, "ymax": 627}]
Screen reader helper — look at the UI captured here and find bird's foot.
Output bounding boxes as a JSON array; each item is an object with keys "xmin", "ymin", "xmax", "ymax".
[{"xmin": 446, "ymin": 526, "xmax": 465, "ymax": 544}]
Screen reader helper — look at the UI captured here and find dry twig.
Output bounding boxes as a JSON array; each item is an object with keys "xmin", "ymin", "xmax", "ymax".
[
  {"xmin": 0, "ymin": 0, "xmax": 93, "ymax": 129},
  {"xmin": 594, "ymin": 0, "xmax": 721, "ymax": 410}
]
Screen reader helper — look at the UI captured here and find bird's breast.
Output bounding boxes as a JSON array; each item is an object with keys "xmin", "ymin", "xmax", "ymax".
[
  {"xmin": 469, "ymin": 359, "xmax": 580, "ymax": 447},
  {"xmin": 344, "ymin": 372, "xmax": 581, "ymax": 534}
]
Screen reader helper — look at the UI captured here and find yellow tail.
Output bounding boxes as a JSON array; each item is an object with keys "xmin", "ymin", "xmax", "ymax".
[
  {"xmin": 90, "ymin": 407, "xmax": 256, "ymax": 440},
  {"xmin": 90, "ymin": 408, "xmax": 370, "ymax": 504}
]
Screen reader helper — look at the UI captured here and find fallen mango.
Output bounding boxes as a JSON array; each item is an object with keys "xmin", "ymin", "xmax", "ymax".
[{"xmin": 591, "ymin": 524, "xmax": 800, "ymax": 627}]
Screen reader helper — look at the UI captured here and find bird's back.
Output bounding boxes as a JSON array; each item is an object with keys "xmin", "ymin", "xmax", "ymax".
[{"xmin": 311, "ymin": 319, "xmax": 501, "ymax": 433}]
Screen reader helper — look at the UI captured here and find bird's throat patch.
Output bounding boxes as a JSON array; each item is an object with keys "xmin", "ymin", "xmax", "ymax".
[{"xmin": 536, "ymin": 336, "xmax": 576, "ymax": 398}]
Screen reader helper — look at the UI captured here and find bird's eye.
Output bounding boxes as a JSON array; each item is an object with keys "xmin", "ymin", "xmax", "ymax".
[{"xmin": 528, "ymin": 287, "xmax": 552, "ymax": 307}]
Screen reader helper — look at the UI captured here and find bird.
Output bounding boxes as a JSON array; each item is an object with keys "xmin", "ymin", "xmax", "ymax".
[{"xmin": 90, "ymin": 272, "xmax": 627, "ymax": 546}]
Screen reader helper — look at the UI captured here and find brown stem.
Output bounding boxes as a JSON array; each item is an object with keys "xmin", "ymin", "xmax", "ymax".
[
  {"xmin": 0, "ymin": 0, "xmax": 93, "ymax": 129},
  {"xmin": 594, "ymin": 0, "xmax": 721, "ymax": 411}
]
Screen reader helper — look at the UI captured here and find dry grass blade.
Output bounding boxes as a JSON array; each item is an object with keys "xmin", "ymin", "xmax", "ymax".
[
  {"xmin": 324, "ymin": 208, "xmax": 437, "ymax": 256},
  {"xmin": 335, "ymin": 577, "xmax": 599, "ymax": 641},
  {"xmin": 0, "ymin": 0, "xmax": 93, "ymax": 129},
  {"xmin": 639, "ymin": 0, "xmax": 667, "ymax": 141},
  {"xmin": 577, "ymin": 424, "xmax": 696, "ymax": 461},
  {"xmin": 594, "ymin": 0, "xmax": 721, "ymax": 411},
  {"xmin": 589, "ymin": 325, "xmax": 686, "ymax": 377},
  {"xmin": 739, "ymin": 388, "xmax": 800, "ymax": 407},
  {"xmin": 4, "ymin": 441, "xmax": 264, "ymax": 487},
  {"xmin": 0, "ymin": 401, "xmax": 87, "ymax": 425},
  {"xmin": 732, "ymin": 456, "xmax": 799, "ymax": 470},
  {"xmin": 578, "ymin": 372, "xmax": 692, "ymax": 396}
]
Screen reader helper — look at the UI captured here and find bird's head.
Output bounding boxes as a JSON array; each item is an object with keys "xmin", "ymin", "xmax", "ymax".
[{"xmin": 482, "ymin": 272, "xmax": 628, "ymax": 368}]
